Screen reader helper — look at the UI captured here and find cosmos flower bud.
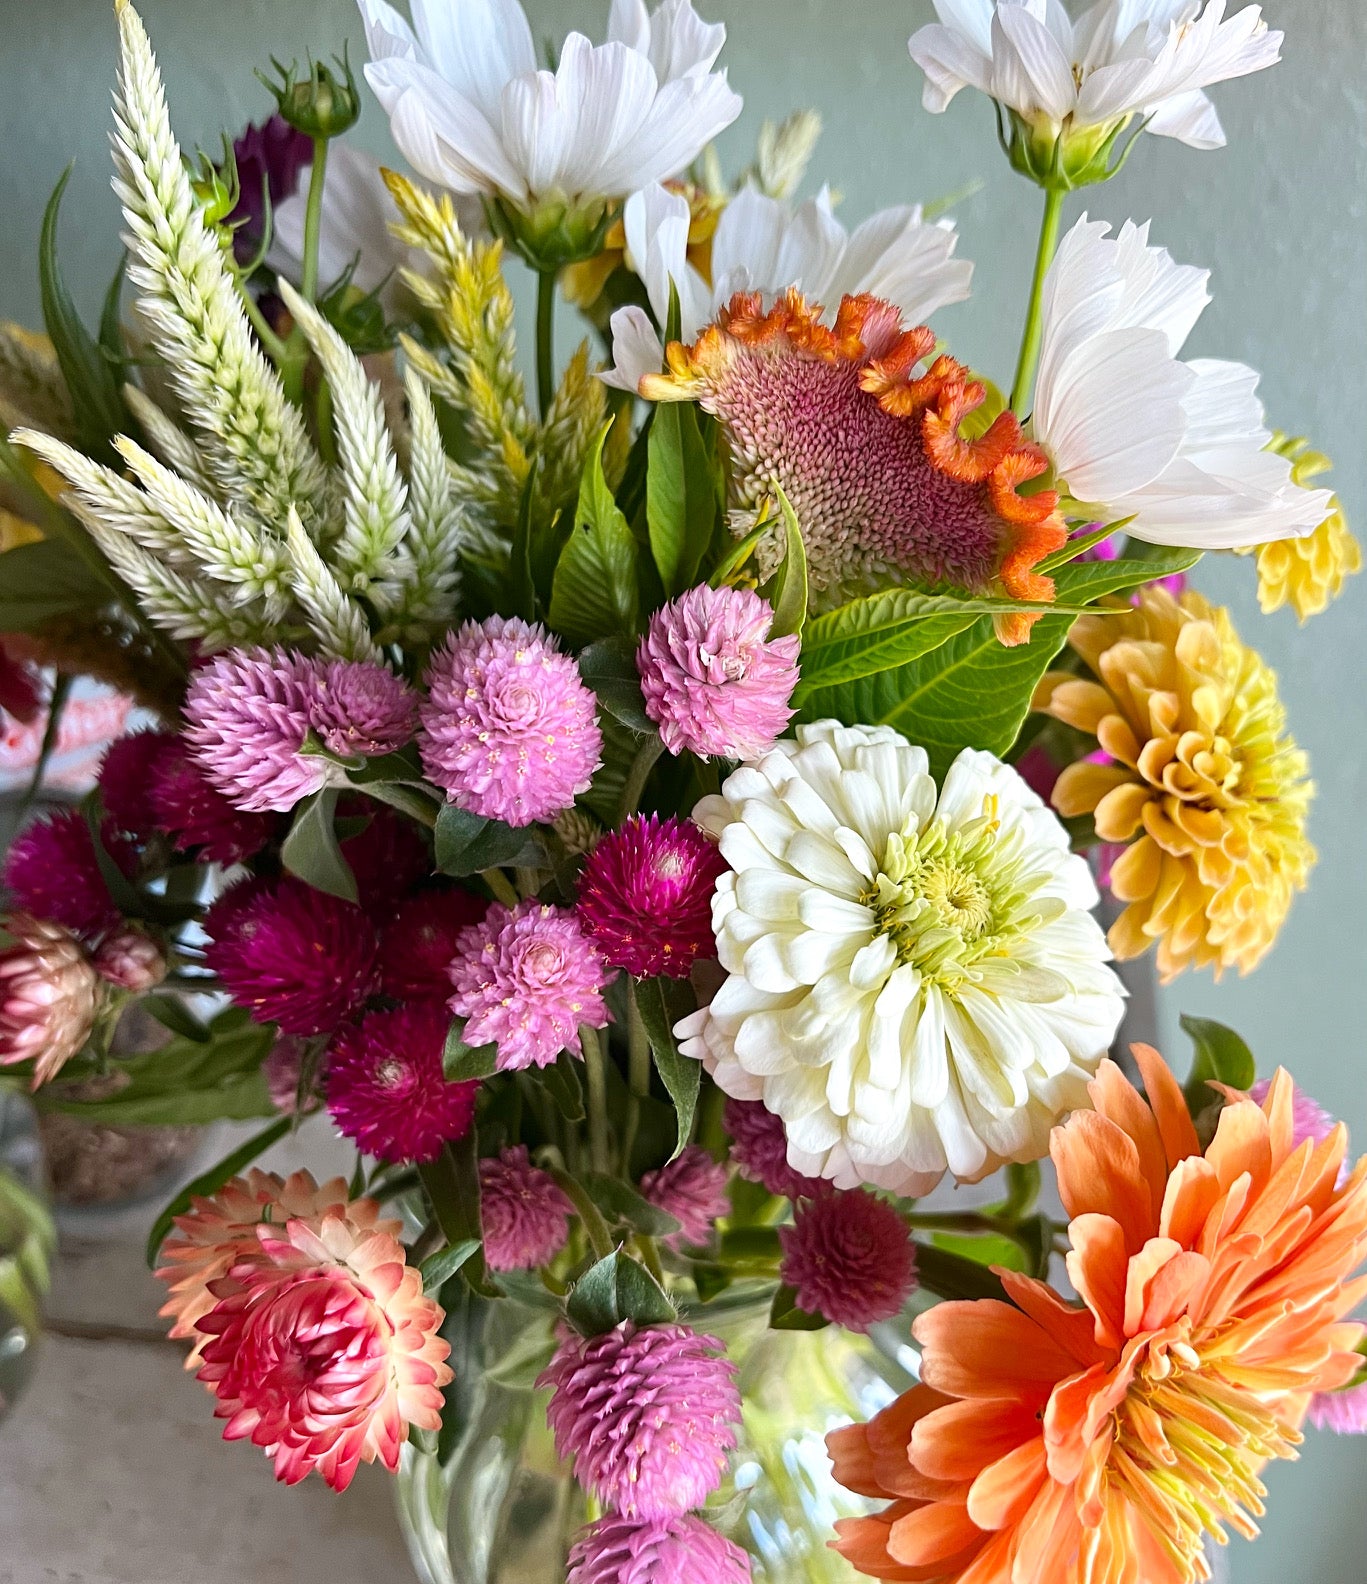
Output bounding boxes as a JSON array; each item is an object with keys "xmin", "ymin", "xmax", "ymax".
[{"xmin": 263, "ymin": 51, "xmax": 362, "ymax": 140}]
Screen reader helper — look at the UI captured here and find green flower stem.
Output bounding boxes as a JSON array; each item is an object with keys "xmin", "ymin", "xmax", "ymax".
[
  {"xmin": 481, "ymin": 867, "xmax": 520, "ymax": 907},
  {"xmin": 620, "ymin": 982, "xmax": 651, "ymax": 1173},
  {"xmin": 299, "ymin": 136, "xmax": 330, "ymax": 303},
  {"xmin": 581, "ymin": 1024, "xmax": 611, "ymax": 1177},
  {"xmin": 235, "ymin": 278, "xmax": 290, "ymax": 364},
  {"xmin": 549, "ymin": 1165, "xmax": 614, "ymax": 1259},
  {"xmin": 636, "ymin": 1233, "xmax": 665, "ymax": 1287},
  {"xmin": 617, "ymin": 735, "xmax": 665, "ymax": 823},
  {"xmin": 535, "ymin": 267, "xmax": 557, "ymax": 420},
  {"xmin": 1009, "ymin": 183, "xmax": 1067, "ymax": 416}
]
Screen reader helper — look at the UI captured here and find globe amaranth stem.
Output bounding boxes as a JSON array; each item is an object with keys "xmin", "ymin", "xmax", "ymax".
[{"xmin": 1009, "ymin": 184, "xmax": 1067, "ymax": 417}]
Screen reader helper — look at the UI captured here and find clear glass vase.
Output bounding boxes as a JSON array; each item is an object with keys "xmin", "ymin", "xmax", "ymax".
[
  {"xmin": 393, "ymin": 1280, "xmax": 915, "ymax": 1584},
  {"xmin": 0, "ymin": 1091, "xmax": 54, "ymax": 1422}
]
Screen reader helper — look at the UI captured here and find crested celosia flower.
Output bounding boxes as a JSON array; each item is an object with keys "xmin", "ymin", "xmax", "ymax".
[
  {"xmin": 724, "ymin": 1096, "xmax": 826, "ymax": 1200},
  {"xmin": 447, "ymin": 900, "xmax": 614, "ymax": 1070},
  {"xmin": 92, "ymin": 926, "xmax": 166, "ymax": 992},
  {"xmin": 478, "ymin": 1145, "xmax": 575, "ymax": 1271},
  {"xmin": 605, "ymin": 179, "xmax": 972, "ymax": 392},
  {"xmin": 639, "ymin": 1144, "xmax": 730, "ymax": 1250},
  {"xmin": 191, "ymin": 1194, "xmax": 451, "ymax": 1490},
  {"xmin": 637, "ymin": 586, "xmax": 800, "ymax": 760},
  {"xmin": 539, "ymin": 1320, "xmax": 741, "ymax": 1519},
  {"xmin": 155, "ymin": 1168, "xmax": 364, "ymax": 1365},
  {"xmin": 375, "ymin": 885, "xmax": 489, "ymax": 1002},
  {"xmin": 567, "ymin": 1513, "xmax": 752, "ymax": 1584},
  {"xmin": 185, "ymin": 646, "xmax": 417, "ymax": 814},
  {"xmin": 827, "ymin": 1048, "xmax": 1367, "ymax": 1584},
  {"xmin": 680, "ymin": 722, "xmax": 1125, "ymax": 1194},
  {"xmin": 2, "ymin": 808, "xmax": 130, "ymax": 941},
  {"xmin": 1238, "ymin": 436, "xmax": 1361, "ymax": 619},
  {"xmin": 1031, "ymin": 219, "xmax": 1332, "ymax": 550},
  {"xmin": 0, "ymin": 914, "xmax": 102, "ymax": 1087},
  {"xmin": 576, "ymin": 813, "xmax": 726, "ymax": 977},
  {"xmin": 420, "ymin": 617, "xmax": 602, "ymax": 827},
  {"xmin": 147, "ymin": 739, "xmax": 277, "ymax": 864},
  {"xmin": 641, "ymin": 292, "xmax": 1066, "ymax": 643},
  {"xmin": 1036, "ymin": 586, "xmax": 1314, "ymax": 979},
  {"xmin": 326, "ymin": 1002, "xmax": 478, "ymax": 1164},
  {"xmin": 203, "ymin": 877, "xmax": 379, "ymax": 1034},
  {"xmin": 779, "ymin": 1189, "xmax": 916, "ymax": 1331}
]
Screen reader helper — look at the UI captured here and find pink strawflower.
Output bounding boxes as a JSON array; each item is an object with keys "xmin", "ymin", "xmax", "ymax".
[
  {"xmin": 1309, "ymin": 1381, "xmax": 1367, "ymax": 1435},
  {"xmin": 447, "ymin": 900, "xmax": 614, "ymax": 1071},
  {"xmin": 99, "ymin": 729, "xmax": 177, "ymax": 841},
  {"xmin": 264, "ymin": 1037, "xmax": 320, "ymax": 1116},
  {"xmin": 376, "ymin": 885, "xmax": 488, "ymax": 1002},
  {"xmin": 2, "ymin": 808, "xmax": 131, "ymax": 941},
  {"xmin": 203, "ymin": 877, "xmax": 378, "ymax": 1035},
  {"xmin": 637, "ymin": 585, "xmax": 799, "ymax": 760},
  {"xmin": 92, "ymin": 926, "xmax": 167, "ymax": 991},
  {"xmin": 577, "ymin": 814, "xmax": 725, "ymax": 978},
  {"xmin": 326, "ymin": 1002, "xmax": 478, "ymax": 1164},
  {"xmin": 724, "ymin": 1097, "xmax": 826, "ymax": 1200},
  {"xmin": 147, "ymin": 740, "xmax": 277, "ymax": 864},
  {"xmin": 778, "ymin": 1189, "xmax": 916, "ymax": 1331},
  {"xmin": 478, "ymin": 1145, "xmax": 574, "ymax": 1271},
  {"xmin": 639, "ymin": 1145, "xmax": 730, "ymax": 1251},
  {"xmin": 538, "ymin": 1320, "xmax": 741, "ymax": 1520},
  {"xmin": 190, "ymin": 1184, "xmax": 451, "ymax": 1490},
  {"xmin": 336, "ymin": 800, "xmax": 431, "ymax": 912},
  {"xmin": 0, "ymin": 913, "xmax": 101, "ymax": 1087},
  {"xmin": 185, "ymin": 646, "xmax": 416, "ymax": 813},
  {"xmin": 419, "ymin": 616, "xmax": 602, "ymax": 827},
  {"xmin": 568, "ymin": 1514, "xmax": 752, "ymax": 1584}
]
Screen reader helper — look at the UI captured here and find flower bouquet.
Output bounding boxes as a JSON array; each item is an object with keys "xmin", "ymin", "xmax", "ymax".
[{"xmin": 1, "ymin": 0, "xmax": 1364, "ymax": 1579}]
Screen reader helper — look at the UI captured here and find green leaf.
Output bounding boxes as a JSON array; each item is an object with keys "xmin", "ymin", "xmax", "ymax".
[
  {"xmin": 930, "ymin": 1230, "xmax": 1028, "ymax": 1274},
  {"xmin": 633, "ymin": 977, "xmax": 701, "ymax": 1159},
  {"xmin": 281, "ymin": 787, "xmax": 359, "ymax": 904},
  {"xmin": 708, "ymin": 521, "xmax": 768, "ymax": 588},
  {"xmin": 419, "ymin": 1138, "xmax": 499, "ymax": 1298},
  {"xmin": 769, "ymin": 1281, "xmax": 829, "ymax": 1331},
  {"xmin": 420, "ymin": 1239, "xmax": 482, "ymax": 1294},
  {"xmin": 1000, "ymin": 1161, "xmax": 1041, "ymax": 1219},
  {"xmin": 760, "ymin": 487, "xmax": 808, "ymax": 640},
  {"xmin": 566, "ymin": 1249, "xmax": 677, "ymax": 1336},
  {"xmin": 914, "ymin": 1242, "xmax": 1010, "ymax": 1302},
  {"xmin": 578, "ymin": 637, "xmax": 653, "ymax": 735},
  {"xmin": 646, "ymin": 399, "xmax": 716, "ymax": 597},
  {"xmin": 140, "ymin": 995, "xmax": 212, "ymax": 1044},
  {"xmin": 145, "ymin": 1116, "xmax": 291, "ymax": 1266},
  {"xmin": 1180, "ymin": 1013, "xmax": 1256, "ymax": 1111},
  {"xmin": 79, "ymin": 793, "xmax": 143, "ymax": 917},
  {"xmin": 548, "ymin": 423, "xmax": 640, "ymax": 648},
  {"xmin": 582, "ymin": 1173, "xmax": 681, "ymax": 1238},
  {"xmin": 433, "ymin": 802, "xmax": 546, "ymax": 875},
  {"xmin": 0, "ymin": 539, "xmax": 112, "ymax": 630},
  {"xmin": 98, "ymin": 254, "xmax": 129, "ymax": 377},
  {"xmin": 443, "ymin": 1018, "xmax": 500, "ymax": 1081},
  {"xmin": 541, "ymin": 1051, "xmax": 586, "ymax": 1121},
  {"xmin": 39, "ymin": 167, "xmax": 127, "ymax": 462}
]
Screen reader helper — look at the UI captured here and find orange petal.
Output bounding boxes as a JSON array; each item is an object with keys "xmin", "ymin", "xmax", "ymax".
[
  {"xmin": 910, "ymin": 1397, "xmax": 1040, "ymax": 1483},
  {"xmin": 1051, "ymin": 1110, "xmax": 1155, "ymax": 1251},
  {"xmin": 1132, "ymin": 1043, "xmax": 1200, "ymax": 1165},
  {"xmin": 1066, "ymin": 1213, "xmax": 1129, "ymax": 1349},
  {"xmin": 1206, "ymin": 1097, "xmax": 1273, "ymax": 1196},
  {"xmin": 965, "ymin": 1436, "xmax": 1048, "ymax": 1531},
  {"xmin": 1089, "ymin": 1059, "xmax": 1169, "ymax": 1223},
  {"xmin": 888, "ymin": 1500, "xmax": 986, "ymax": 1567},
  {"xmin": 998, "ymin": 1269, "xmax": 1106, "ymax": 1367},
  {"xmin": 913, "ymin": 1301, "xmax": 1075, "ymax": 1404},
  {"xmin": 831, "ymin": 1509, "xmax": 928, "ymax": 1581},
  {"xmin": 1158, "ymin": 1154, "xmax": 1221, "ymax": 1248}
]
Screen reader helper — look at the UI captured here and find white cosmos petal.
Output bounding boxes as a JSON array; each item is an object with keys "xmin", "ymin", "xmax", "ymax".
[
  {"xmin": 990, "ymin": 3, "xmax": 1078, "ymax": 122},
  {"xmin": 409, "ymin": 0, "xmax": 536, "ymax": 118},
  {"xmin": 602, "ymin": 305, "xmax": 666, "ymax": 392},
  {"xmin": 607, "ymin": 0, "xmax": 652, "ymax": 52},
  {"xmin": 372, "ymin": 60, "xmax": 525, "ymax": 195},
  {"xmin": 645, "ymin": 0, "xmax": 729, "ymax": 78}
]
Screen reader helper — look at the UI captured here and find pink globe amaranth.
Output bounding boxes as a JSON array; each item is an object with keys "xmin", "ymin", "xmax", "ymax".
[
  {"xmin": 193, "ymin": 1206, "xmax": 451, "ymax": 1490},
  {"xmin": 419, "ymin": 616, "xmax": 602, "ymax": 827},
  {"xmin": 538, "ymin": 1320, "xmax": 741, "ymax": 1520},
  {"xmin": 92, "ymin": 926, "xmax": 166, "ymax": 992},
  {"xmin": 636, "ymin": 584, "xmax": 799, "ymax": 760},
  {"xmin": 336, "ymin": 799, "xmax": 431, "ymax": 913},
  {"xmin": 325, "ymin": 1002, "xmax": 478, "ymax": 1164},
  {"xmin": 778, "ymin": 1188, "xmax": 916, "ymax": 1332},
  {"xmin": 447, "ymin": 899, "xmax": 614, "ymax": 1071},
  {"xmin": 2, "ymin": 808, "xmax": 133, "ymax": 941},
  {"xmin": 639, "ymin": 1145, "xmax": 730, "ymax": 1251},
  {"xmin": 567, "ymin": 1513, "xmax": 752, "ymax": 1584},
  {"xmin": 375, "ymin": 885, "xmax": 488, "ymax": 1002},
  {"xmin": 1309, "ymin": 1381, "xmax": 1367, "ymax": 1435},
  {"xmin": 146, "ymin": 739, "xmax": 277, "ymax": 864},
  {"xmin": 0, "ymin": 913, "xmax": 102, "ymax": 1087},
  {"xmin": 479, "ymin": 1146, "xmax": 574, "ymax": 1271},
  {"xmin": 203, "ymin": 877, "xmax": 379, "ymax": 1035},
  {"xmin": 576, "ymin": 814, "xmax": 726, "ymax": 979},
  {"xmin": 723, "ymin": 1097, "xmax": 826, "ymax": 1200}
]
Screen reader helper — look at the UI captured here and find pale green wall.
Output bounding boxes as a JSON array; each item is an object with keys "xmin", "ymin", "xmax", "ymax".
[{"xmin": 2, "ymin": 1, "xmax": 1365, "ymax": 1575}]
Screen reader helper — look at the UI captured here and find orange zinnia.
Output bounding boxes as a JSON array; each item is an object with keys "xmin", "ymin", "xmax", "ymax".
[{"xmin": 828, "ymin": 1046, "xmax": 1367, "ymax": 1583}]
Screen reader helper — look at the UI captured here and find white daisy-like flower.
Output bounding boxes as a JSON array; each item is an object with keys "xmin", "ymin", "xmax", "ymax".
[
  {"xmin": 909, "ymin": 0, "xmax": 1283, "ymax": 157},
  {"xmin": 1030, "ymin": 216, "xmax": 1334, "ymax": 547},
  {"xmin": 356, "ymin": 0, "xmax": 741, "ymax": 236},
  {"xmin": 603, "ymin": 181, "xmax": 974, "ymax": 392},
  {"xmin": 676, "ymin": 721, "xmax": 1125, "ymax": 1195}
]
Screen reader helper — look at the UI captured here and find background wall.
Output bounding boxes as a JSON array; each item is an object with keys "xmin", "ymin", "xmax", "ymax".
[{"xmin": 0, "ymin": 1, "xmax": 1364, "ymax": 1577}]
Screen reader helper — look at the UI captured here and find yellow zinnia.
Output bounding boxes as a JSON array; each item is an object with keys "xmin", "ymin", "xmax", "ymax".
[
  {"xmin": 1034, "ymin": 587, "xmax": 1314, "ymax": 981},
  {"xmin": 1241, "ymin": 436, "xmax": 1361, "ymax": 620}
]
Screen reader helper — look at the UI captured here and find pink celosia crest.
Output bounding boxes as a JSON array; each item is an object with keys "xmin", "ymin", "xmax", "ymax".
[
  {"xmin": 568, "ymin": 1513, "xmax": 752, "ymax": 1584},
  {"xmin": 639, "ymin": 1145, "xmax": 730, "ymax": 1251},
  {"xmin": 479, "ymin": 1145, "xmax": 575, "ymax": 1271},
  {"xmin": 778, "ymin": 1188, "xmax": 917, "ymax": 1331}
]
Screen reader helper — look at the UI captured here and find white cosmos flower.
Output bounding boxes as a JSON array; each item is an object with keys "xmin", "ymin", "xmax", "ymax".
[
  {"xmin": 1030, "ymin": 217, "xmax": 1334, "ymax": 547},
  {"xmin": 676, "ymin": 721, "xmax": 1125, "ymax": 1195},
  {"xmin": 603, "ymin": 182, "xmax": 974, "ymax": 391},
  {"xmin": 356, "ymin": 0, "xmax": 742, "ymax": 217},
  {"xmin": 909, "ymin": 0, "xmax": 1283, "ymax": 153}
]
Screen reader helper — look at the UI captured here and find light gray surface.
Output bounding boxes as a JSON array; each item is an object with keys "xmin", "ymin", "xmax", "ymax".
[{"xmin": 0, "ymin": 1, "xmax": 1363, "ymax": 1578}]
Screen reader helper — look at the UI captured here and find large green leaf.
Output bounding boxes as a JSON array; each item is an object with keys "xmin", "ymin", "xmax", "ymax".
[
  {"xmin": 646, "ymin": 400, "xmax": 717, "ymax": 597},
  {"xmin": 1180, "ymin": 1013, "xmax": 1256, "ymax": 1114},
  {"xmin": 760, "ymin": 488, "xmax": 809, "ymax": 641},
  {"xmin": 0, "ymin": 539, "xmax": 112, "ymax": 630},
  {"xmin": 566, "ymin": 1249, "xmax": 677, "ymax": 1336},
  {"xmin": 281, "ymin": 787, "xmax": 359, "ymax": 904},
  {"xmin": 145, "ymin": 1115, "xmax": 290, "ymax": 1266},
  {"xmin": 548, "ymin": 424, "xmax": 640, "ymax": 647},
  {"xmin": 633, "ymin": 976, "xmax": 701, "ymax": 1159}
]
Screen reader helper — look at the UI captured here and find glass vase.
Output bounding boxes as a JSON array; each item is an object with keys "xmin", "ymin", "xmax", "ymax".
[{"xmin": 0, "ymin": 1090, "xmax": 54, "ymax": 1422}]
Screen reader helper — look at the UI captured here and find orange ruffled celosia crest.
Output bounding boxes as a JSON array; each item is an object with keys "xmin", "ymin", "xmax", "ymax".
[
  {"xmin": 828, "ymin": 1046, "xmax": 1367, "ymax": 1583},
  {"xmin": 642, "ymin": 290, "xmax": 1067, "ymax": 644}
]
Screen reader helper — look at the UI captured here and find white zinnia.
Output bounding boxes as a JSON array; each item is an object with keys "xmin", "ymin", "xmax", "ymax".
[
  {"xmin": 356, "ymin": 0, "xmax": 742, "ymax": 215},
  {"xmin": 677, "ymin": 721, "xmax": 1125, "ymax": 1195},
  {"xmin": 1030, "ymin": 217, "xmax": 1334, "ymax": 547},
  {"xmin": 604, "ymin": 182, "xmax": 974, "ymax": 392},
  {"xmin": 909, "ymin": 0, "xmax": 1282, "ymax": 152}
]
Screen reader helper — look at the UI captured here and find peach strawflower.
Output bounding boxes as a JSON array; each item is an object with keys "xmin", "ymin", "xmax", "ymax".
[
  {"xmin": 1035, "ymin": 587, "xmax": 1314, "ymax": 980},
  {"xmin": 1238, "ymin": 436, "xmax": 1361, "ymax": 621},
  {"xmin": 828, "ymin": 1046, "xmax": 1367, "ymax": 1584},
  {"xmin": 641, "ymin": 289, "xmax": 1066, "ymax": 645}
]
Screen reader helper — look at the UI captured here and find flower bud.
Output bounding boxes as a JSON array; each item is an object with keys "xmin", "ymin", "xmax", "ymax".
[
  {"xmin": 263, "ymin": 51, "xmax": 361, "ymax": 140},
  {"xmin": 92, "ymin": 926, "xmax": 167, "ymax": 993},
  {"xmin": 187, "ymin": 145, "xmax": 240, "ymax": 229},
  {"xmin": 487, "ymin": 193, "xmax": 617, "ymax": 273},
  {"xmin": 1003, "ymin": 109, "xmax": 1134, "ymax": 192}
]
